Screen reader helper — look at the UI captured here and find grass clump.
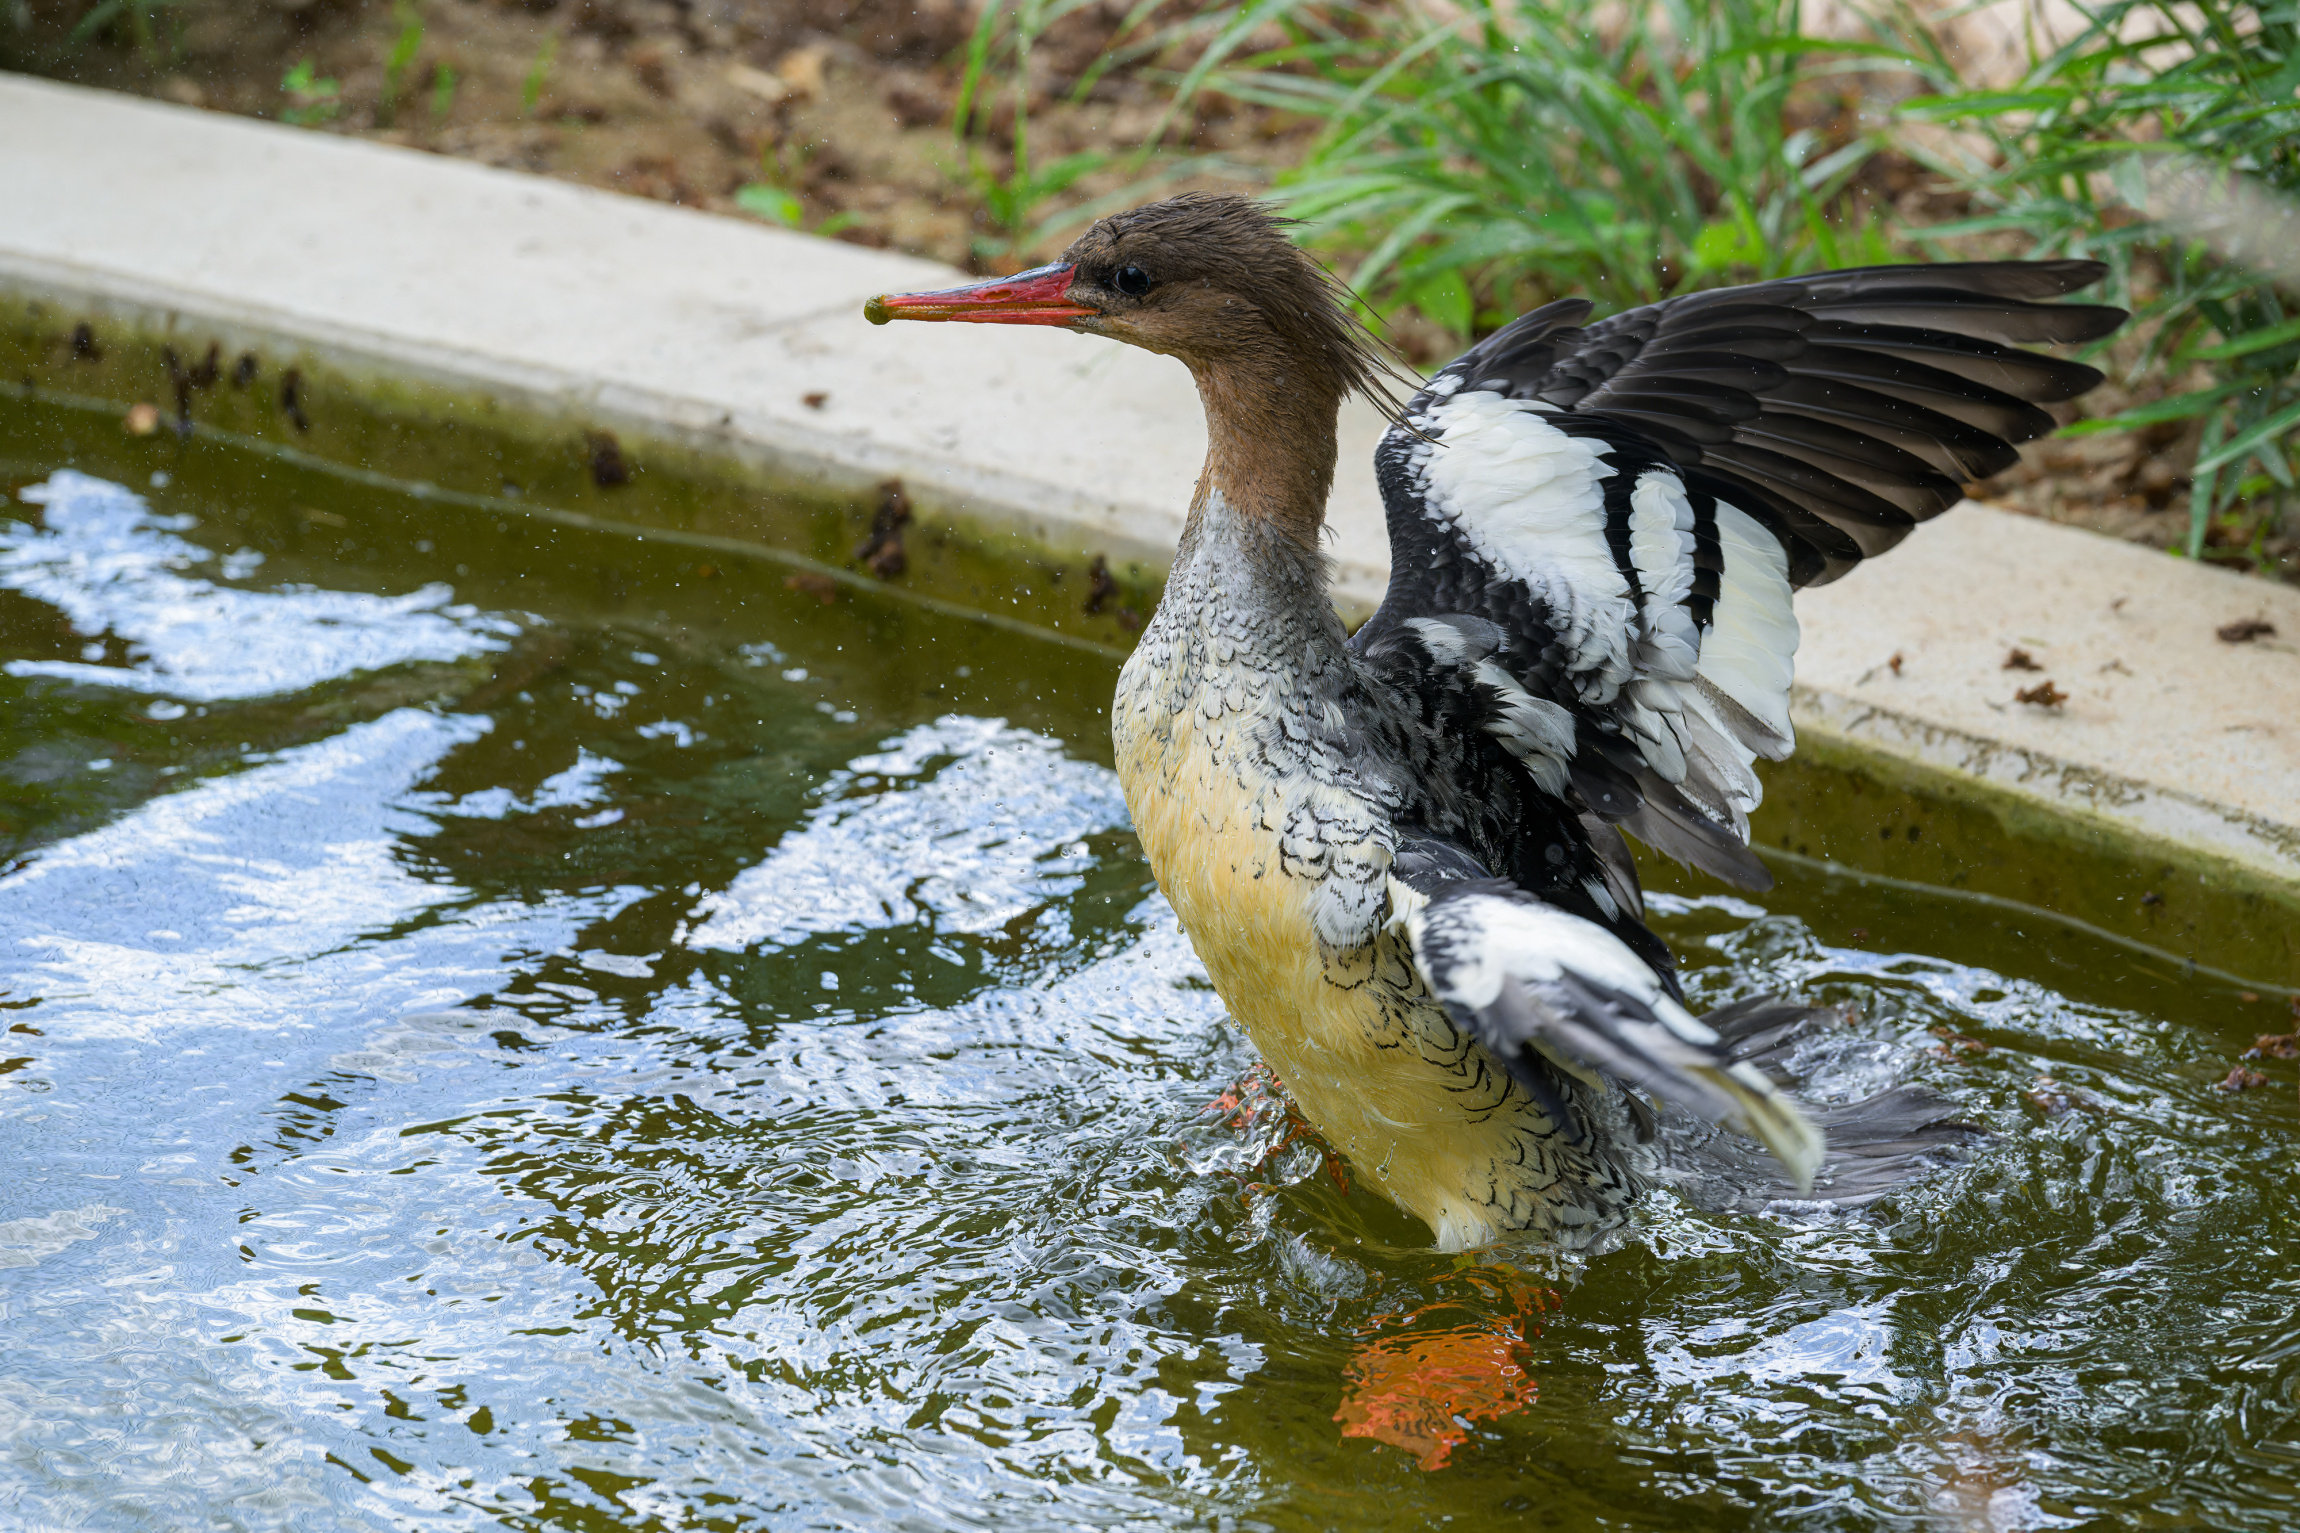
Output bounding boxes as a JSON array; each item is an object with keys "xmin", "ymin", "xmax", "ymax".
[
  {"xmin": 67, "ymin": 0, "xmax": 183, "ymax": 67},
  {"xmin": 1191, "ymin": 0, "xmax": 1897, "ymax": 342},
  {"xmin": 949, "ymin": 0, "xmax": 1162, "ymax": 264},
  {"xmin": 278, "ymin": 58, "xmax": 342, "ymax": 127},
  {"xmin": 1136, "ymin": 0, "xmax": 2297, "ymax": 566},
  {"xmin": 1895, "ymin": 0, "xmax": 2300, "ymax": 561},
  {"xmin": 375, "ymin": 0, "xmax": 425, "ymax": 130}
]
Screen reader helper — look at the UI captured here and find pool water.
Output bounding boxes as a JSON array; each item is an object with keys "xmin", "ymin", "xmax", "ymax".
[{"xmin": 3, "ymin": 414, "xmax": 2298, "ymax": 1532}]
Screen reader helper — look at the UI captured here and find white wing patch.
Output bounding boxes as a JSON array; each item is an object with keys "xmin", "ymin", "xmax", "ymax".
[
  {"xmin": 1627, "ymin": 471, "xmax": 1698, "ymax": 658},
  {"xmin": 1616, "ymin": 470, "xmax": 1702, "ymax": 783},
  {"xmin": 1695, "ymin": 501, "xmax": 1799, "ymax": 752},
  {"xmin": 1412, "ymin": 391, "xmax": 1634, "ymax": 699},
  {"xmin": 1404, "ymin": 394, "xmax": 1802, "ymax": 844}
]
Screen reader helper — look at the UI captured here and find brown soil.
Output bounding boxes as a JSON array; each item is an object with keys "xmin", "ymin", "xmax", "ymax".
[
  {"xmin": 6, "ymin": 0, "xmax": 2291, "ymax": 583},
  {"xmin": 2, "ymin": 0, "xmax": 1292, "ymax": 271}
]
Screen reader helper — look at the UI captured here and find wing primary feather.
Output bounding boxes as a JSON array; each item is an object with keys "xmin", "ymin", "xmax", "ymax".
[
  {"xmin": 1802, "ymin": 322, "xmax": 2107, "ymax": 402},
  {"xmin": 1798, "ymin": 297, "xmax": 2126, "ymax": 345},
  {"xmin": 1763, "ymin": 380, "xmax": 2025, "ymax": 480},
  {"xmin": 1585, "ymin": 405, "xmax": 1735, "ymax": 448},
  {"xmin": 1712, "ymin": 444, "xmax": 1918, "ymax": 525},
  {"xmin": 1598, "ymin": 378, "xmax": 1766, "ymax": 419},
  {"xmin": 1627, "ymin": 328, "xmax": 1809, "ymax": 363},
  {"xmin": 1718, "ymin": 258, "xmax": 2109, "ymax": 302},
  {"xmin": 1617, "ymin": 772, "xmax": 1775, "ymax": 891},
  {"xmin": 1727, "ymin": 420, "xmax": 1965, "ymax": 517},
  {"xmin": 1786, "ymin": 347, "xmax": 2059, "ymax": 441},
  {"xmin": 1604, "ymin": 351, "xmax": 1792, "ymax": 390}
]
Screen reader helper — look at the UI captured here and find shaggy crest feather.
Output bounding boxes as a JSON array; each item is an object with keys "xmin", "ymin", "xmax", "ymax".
[{"xmin": 1060, "ymin": 192, "xmax": 1413, "ymax": 420}]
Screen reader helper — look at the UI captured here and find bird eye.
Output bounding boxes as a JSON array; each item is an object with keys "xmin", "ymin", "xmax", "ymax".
[{"xmin": 1113, "ymin": 265, "xmax": 1152, "ymax": 297}]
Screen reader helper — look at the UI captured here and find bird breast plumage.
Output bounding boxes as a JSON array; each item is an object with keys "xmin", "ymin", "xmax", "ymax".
[{"xmin": 1113, "ymin": 496, "xmax": 1639, "ymax": 1249}]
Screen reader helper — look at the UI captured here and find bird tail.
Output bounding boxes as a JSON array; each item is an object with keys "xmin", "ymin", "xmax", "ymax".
[{"xmin": 1649, "ymin": 995, "xmax": 1987, "ymax": 1213}]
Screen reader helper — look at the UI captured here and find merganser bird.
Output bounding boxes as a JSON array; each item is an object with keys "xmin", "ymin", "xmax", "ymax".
[{"xmin": 866, "ymin": 194, "xmax": 2124, "ymax": 1252}]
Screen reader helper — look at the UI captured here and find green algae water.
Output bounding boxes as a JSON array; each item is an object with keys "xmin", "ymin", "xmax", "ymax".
[{"xmin": 4, "ymin": 398, "xmax": 2299, "ymax": 1532}]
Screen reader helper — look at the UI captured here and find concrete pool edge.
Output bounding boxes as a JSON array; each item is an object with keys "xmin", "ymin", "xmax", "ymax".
[
  {"xmin": 1772, "ymin": 704, "xmax": 2300, "ymax": 985},
  {"xmin": 1795, "ymin": 685, "xmax": 2300, "ymax": 886},
  {"xmin": 0, "ymin": 271, "xmax": 1180, "ymax": 651},
  {"xmin": 4, "ymin": 72, "xmax": 2297, "ymax": 977}
]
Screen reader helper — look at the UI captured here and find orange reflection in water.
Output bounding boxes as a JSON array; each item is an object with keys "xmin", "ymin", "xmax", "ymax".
[
  {"xmin": 1200, "ymin": 1070, "xmax": 1557, "ymax": 1470},
  {"xmin": 1335, "ymin": 1271, "xmax": 1557, "ymax": 1470}
]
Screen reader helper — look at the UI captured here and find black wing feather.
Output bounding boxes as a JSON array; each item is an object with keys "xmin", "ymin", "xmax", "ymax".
[
  {"xmin": 1440, "ymin": 259, "xmax": 2124, "ymax": 586},
  {"xmin": 1354, "ymin": 260, "xmax": 2121, "ymax": 904}
]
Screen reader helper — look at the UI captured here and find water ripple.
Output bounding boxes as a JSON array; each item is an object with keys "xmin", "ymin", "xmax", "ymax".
[
  {"xmin": 3, "ymin": 471, "xmax": 506, "ymax": 701},
  {"xmin": 1, "ymin": 463, "xmax": 2295, "ymax": 1532}
]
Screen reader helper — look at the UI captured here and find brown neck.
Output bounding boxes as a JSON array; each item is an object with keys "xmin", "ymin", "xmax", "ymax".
[{"xmin": 1185, "ymin": 352, "xmax": 1344, "ymax": 551}]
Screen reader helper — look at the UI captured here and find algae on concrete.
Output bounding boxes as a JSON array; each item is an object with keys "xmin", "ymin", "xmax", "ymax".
[
  {"xmin": 7, "ymin": 361, "xmax": 2293, "ymax": 987},
  {"xmin": 3, "ymin": 294, "xmax": 1165, "ymax": 656}
]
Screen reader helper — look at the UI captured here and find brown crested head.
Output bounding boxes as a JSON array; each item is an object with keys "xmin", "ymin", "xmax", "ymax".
[
  {"xmin": 868, "ymin": 192, "xmax": 1400, "ymax": 412},
  {"xmin": 864, "ymin": 193, "xmax": 1403, "ymax": 540},
  {"xmin": 1054, "ymin": 193, "xmax": 1398, "ymax": 406}
]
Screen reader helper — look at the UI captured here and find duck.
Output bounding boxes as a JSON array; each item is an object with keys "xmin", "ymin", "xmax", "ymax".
[{"xmin": 865, "ymin": 193, "xmax": 2124, "ymax": 1252}]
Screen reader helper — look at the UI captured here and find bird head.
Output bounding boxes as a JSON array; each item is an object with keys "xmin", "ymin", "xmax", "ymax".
[{"xmin": 865, "ymin": 192, "xmax": 1395, "ymax": 406}]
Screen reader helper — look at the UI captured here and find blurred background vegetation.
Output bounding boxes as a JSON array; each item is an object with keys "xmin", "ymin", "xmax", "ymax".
[{"xmin": 3, "ymin": 0, "xmax": 2295, "ymax": 579}]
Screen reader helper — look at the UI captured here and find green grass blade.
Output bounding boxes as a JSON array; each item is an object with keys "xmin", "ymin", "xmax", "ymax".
[
  {"xmin": 2184, "ymin": 315, "xmax": 2300, "ymax": 361},
  {"xmin": 2192, "ymin": 395, "xmax": 2300, "ymax": 473}
]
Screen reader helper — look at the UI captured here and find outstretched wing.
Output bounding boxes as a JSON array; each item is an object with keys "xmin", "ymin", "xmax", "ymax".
[
  {"xmin": 1389, "ymin": 837, "xmax": 1823, "ymax": 1189},
  {"xmin": 1354, "ymin": 262, "xmax": 2123, "ymax": 887}
]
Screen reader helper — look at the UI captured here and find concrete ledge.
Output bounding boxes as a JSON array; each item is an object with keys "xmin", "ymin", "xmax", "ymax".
[
  {"xmin": 1795, "ymin": 507, "xmax": 2300, "ymax": 896},
  {"xmin": 0, "ymin": 73, "xmax": 1393, "ymax": 597},
  {"xmin": 4, "ymin": 72, "xmax": 2298, "ymax": 951}
]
